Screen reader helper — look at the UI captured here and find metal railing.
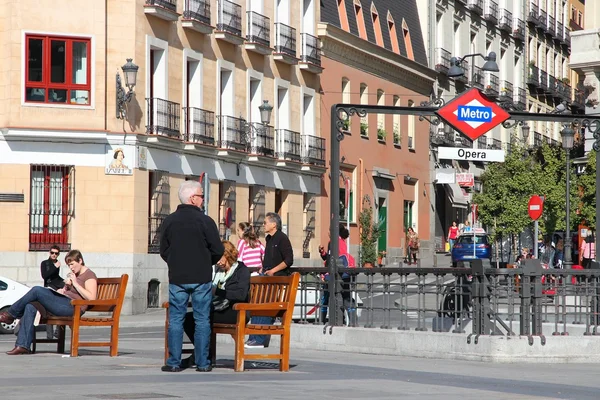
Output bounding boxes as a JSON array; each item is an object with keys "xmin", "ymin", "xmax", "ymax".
[
  {"xmin": 146, "ymin": 98, "xmax": 181, "ymax": 138},
  {"xmin": 300, "ymin": 33, "xmax": 321, "ymax": 66},
  {"xmin": 145, "ymin": 0, "xmax": 176, "ymax": 12},
  {"xmin": 485, "ymin": 73, "xmax": 499, "ymax": 96},
  {"xmin": 564, "ymin": 28, "xmax": 570, "ymax": 45},
  {"xmin": 499, "ymin": 9, "xmax": 512, "ymax": 31},
  {"xmin": 435, "ymin": 48, "xmax": 451, "ymax": 73},
  {"xmin": 248, "ymin": 123, "xmax": 275, "ymax": 156},
  {"xmin": 274, "ymin": 23, "xmax": 296, "ymax": 57},
  {"xmin": 547, "ymin": 15, "xmax": 555, "ymax": 37},
  {"xmin": 246, "ymin": 11, "xmax": 270, "ymax": 47},
  {"xmin": 183, "ymin": 107, "xmax": 215, "ymax": 145},
  {"xmin": 477, "ymin": 136, "xmax": 487, "ymax": 149},
  {"xmin": 534, "ymin": 132, "xmax": 542, "ymax": 147},
  {"xmin": 275, "ymin": 129, "xmax": 301, "ymax": 162},
  {"xmin": 216, "ymin": 0, "xmax": 242, "ymax": 37},
  {"xmin": 500, "ymin": 80, "xmax": 513, "ymax": 99},
  {"xmin": 471, "ymin": 65, "xmax": 484, "ymax": 89},
  {"xmin": 301, "ymin": 134, "xmax": 325, "ymax": 166},
  {"xmin": 527, "ymin": 65, "xmax": 539, "ymax": 86},
  {"xmin": 515, "ymin": 87, "xmax": 526, "ymax": 109},
  {"xmin": 539, "ymin": 70, "xmax": 548, "ymax": 90},
  {"xmin": 537, "ymin": 9, "xmax": 546, "ymax": 30},
  {"xmin": 217, "ymin": 115, "xmax": 247, "ymax": 151},
  {"xmin": 467, "ymin": 0, "xmax": 483, "ymax": 15},
  {"xmin": 484, "ymin": 0, "xmax": 498, "ymax": 24},
  {"xmin": 457, "ymin": 59, "xmax": 469, "ymax": 83},
  {"xmin": 556, "ymin": 21, "xmax": 564, "ymax": 41},
  {"xmin": 548, "ymin": 75, "xmax": 557, "ymax": 96},
  {"xmin": 527, "ymin": 3, "xmax": 538, "ymax": 24},
  {"xmin": 513, "ymin": 17, "xmax": 525, "ymax": 41},
  {"xmin": 183, "ymin": 0, "xmax": 210, "ymax": 24}
]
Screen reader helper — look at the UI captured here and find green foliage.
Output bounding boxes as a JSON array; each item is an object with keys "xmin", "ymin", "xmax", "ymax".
[
  {"xmin": 359, "ymin": 203, "xmax": 380, "ymax": 265},
  {"xmin": 575, "ymin": 151, "xmax": 597, "ymax": 229}
]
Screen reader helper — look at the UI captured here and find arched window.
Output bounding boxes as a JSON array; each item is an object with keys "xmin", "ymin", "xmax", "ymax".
[
  {"xmin": 371, "ymin": 3, "xmax": 384, "ymax": 46},
  {"xmin": 402, "ymin": 19, "xmax": 414, "ymax": 61},
  {"xmin": 387, "ymin": 11, "xmax": 400, "ymax": 53},
  {"xmin": 354, "ymin": 0, "xmax": 367, "ymax": 40}
]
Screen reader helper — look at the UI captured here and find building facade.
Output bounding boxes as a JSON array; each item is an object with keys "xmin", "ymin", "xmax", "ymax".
[
  {"xmin": 0, "ymin": 0, "xmax": 326, "ymax": 314},
  {"xmin": 318, "ymin": 0, "xmax": 436, "ymax": 264}
]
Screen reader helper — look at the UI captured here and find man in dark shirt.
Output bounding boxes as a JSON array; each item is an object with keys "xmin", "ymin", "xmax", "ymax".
[
  {"xmin": 246, "ymin": 212, "xmax": 293, "ymax": 348},
  {"xmin": 159, "ymin": 180, "xmax": 224, "ymax": 373},
  {"xmin": 40, "ymin": 245, "xmax": 64, "ymax": 339}
]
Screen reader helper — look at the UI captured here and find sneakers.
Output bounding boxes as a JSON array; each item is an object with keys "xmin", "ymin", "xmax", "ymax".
[{"xmin": 244, "ymin": 340, "xmax": 265, "ymax": 349}]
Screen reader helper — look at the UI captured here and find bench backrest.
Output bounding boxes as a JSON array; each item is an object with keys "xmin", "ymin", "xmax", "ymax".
[
  {"xmin": 87, "ymin": 274, "xmax": 129, "ymax": 314},
  {"xmin": 247, "ymin": 273, "xmax": 299, "ymax": 320}
]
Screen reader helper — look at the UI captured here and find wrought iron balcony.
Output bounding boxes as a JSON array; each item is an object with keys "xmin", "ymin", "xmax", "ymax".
[
  {"xmin": 484, "ymin": 0, "xmax": 499, "ymax": 24},
  {"xmin": 513, "ymin": 18, "xmax": 525, "ymax": 41},
  {"xmin": 548, "ymin": 75, "xmax": 558, "ymax": 97},
  {"xmin": 471, "ymin": 66, "xmax": 484, "ymax": 89},
  {"xmin": 488, "ymin": 138, "xmax": 502, "ymax": 150},
  {"xmin": 301, "ymin": 134, "xmax": 326, "ymax": 166},
  {"xmin": 499, "ymin": 9, "xmax": 512, "ymax": 32},
  {"xmin": 514, "ymin": 87, "xmax": 527, "ymax": 109},
  {"xmin": 539, "ymin": 70, "xmax": 548, "ymax": 92},
  {"xmin": 275, "ymin": 129, "xmax": 301, "ymax": 162},
  {"xmin": 144, "ymin": 0, "xmax": 179, "ymax": 21},
  {"xmin": 146, "ymin": 98, "xmax": 181, "ymax": 138},
  {"xmin": 248, "ymin": 123, "xmax": 275, "ymax": 157},
  {"xmin": 500, "ymin": 80, "xmax": 513, "ymax": 100},
  {"xmin": 533, "ymin": 132, "xmax": 542, "ymax": 147},
  {"xmin": 456, "ymin": 59, "xmax": 469, "ymax": 83},
  {"xmin": 218, "ymin": 115, "xmax": 247, "ymax": 152},
  {"xmin": 555, "ymin": 21, "xmax": 564, "ymax": 41},
  {"xmin": 183, "ymin": 107, "xmax": 215, "ymax": 146},
  {"xmin": 216, "ymin": 0, "xmax": 242, "ymax": 43},
  {"xmin": 563, "ymin": 28, "xmax": 570, "ymax": 45},
  {"xmin": 246, "ymin": 11, "xmax": 271, "ymax": 50},
  {"xmin": 467, "ymin": 0, "xmax": 484, "ymax": 15},
  {"xmin": 435, "ymin": 48, "xmax": 451, "ymax": 74},
  {"xmin": 547, "ymin": 15, "xmax": 555, "ymax": 37},
  {"xmin": 182, "ymin": 0, "xmax": 213, "ymax": 33},
  {"xmin": 477, "ymin": 136, "xmax": 487, "ymax": 149},
  {"xmin": 562, "ymin": 82, "xmax": 572, "ymax": 101},
  {"xmin": 527, "ymin": 65, "xmax": 539, "ymax": 87},
  {"xmin": 527, "ymin": 3, "xmax": 538, "ymax": 24},
  {"xmin": 484, "ymin": 73, "xmax": 499, "ymax": 97},
  {"xmin": 299, "ymin": 33, "xmax": 322, "ymax": 73},
  {"xmin": 537, "ymin": 9, "xmax": 546, "ymax": 30},
  {"xmin": 274, "ymin": 23, "xmax": 297, "ymax": 62}
]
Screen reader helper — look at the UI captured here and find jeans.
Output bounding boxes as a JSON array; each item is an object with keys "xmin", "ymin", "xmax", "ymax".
[
  {"xmin": 8, "ymin": 286, "xmax": 74, "ymax": 350},
  {"xmin": 449, "ymin": 239, "xmax": 455, "ymax": 251},
  {"xmin": 167, "ymin": 282, "xmax": 212, "ymax": 369},
  {"xmin": 248, "ymin": 316, "xmax": 274, "ymax": 346}
]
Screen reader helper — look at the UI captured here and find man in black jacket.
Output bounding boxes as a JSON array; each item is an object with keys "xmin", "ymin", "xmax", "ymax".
[
  {"xmin": 246, "ymin": 212, "xmax": 293, "ymax": 348},
  {"xmin": 40, "ymin": 245, "xmax": 64, "ymax": 339},
  {"xmin": 160, "ymin": 180, "xmax": 224, "ymax": 373}
]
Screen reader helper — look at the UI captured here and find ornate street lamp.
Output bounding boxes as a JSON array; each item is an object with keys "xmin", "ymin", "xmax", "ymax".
[
  {"xmin": 448, "ymin": 52, "xmax": 499, "ymax": 78},
  {"xmin": 521, "ymin": 123, "xmax": 530, "ymax": 146},
  {"xmin": 116, "ymin": 58, "xmax": 139, "ymax": 119},
  {"xmin": 259, "ymin": 100, "xmax": 273, "ymax": 125},
  {"xmin": 561, "ymin": 124, "xmax": 575, "ymax": 269}
]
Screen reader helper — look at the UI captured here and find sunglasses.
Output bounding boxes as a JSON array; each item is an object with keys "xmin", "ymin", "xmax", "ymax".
[
  {"xmin": 50, "ymin": 251, "xmax": 59, "ymax": 255},
  {"xmin": 192, "ymin": 194, "xmax": 204, "ymax": 199}
]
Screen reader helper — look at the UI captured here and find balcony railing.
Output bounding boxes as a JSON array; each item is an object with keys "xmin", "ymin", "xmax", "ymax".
[
  {"xmin": 183, "ymin": 107, "xmax": 215, "ymax": 145},
  {"xmin": 467, "ymin": 0, "xmax": 483, "ymax": 15},
  {"xmin": 246, "ymin": 11, "xmax": 270, "ymax": 47},
  {"xmin": 537, "ymin": 9, "xmax": 546, "ymax": 30},
  {"xmin": 275, "ymin": 129, "xmax": 301, "ymax": 162},
  {"xmin": 539, "ymin": 70, "xmax": 548, "ymax": 91},
  {"xmin": 555, "ymin": 21, "xmax": 564, "ymax": 41},
  {"xmin": 499, "ymin": 9, "xmax": 512, "ymax": 32},
  {"xmin": 563, "ymin": 28, "xmax": 571, "ymax": 45},
  {"xmin": 527, "ymin": 65, "xmax": 539, "ymax": 86},
  {"xmin": 216, "ymin": 0, "xmax": 242, "ymax": 37},
  {"xmin": 485, "ymin": 73, "xmax": 499, "ymax": 96},
  {"xmin": 301, "ymin": 134, "xmax": 326, "ymax": 166},
  {"xmin": 489, "ymin": 138, "xmax": 502, "ymax": 150},
  {"xmin": 218, "ymin": 115, "xmax": 247, "ymax": 152},
  {"xmin": 457, "ymin": 59, "xmax": 469, "ymax": 83},
  {"xmin": 274, "ymin": 23, "xmax": 296, "ymax": 57},
  {"xmin": 471, "ymin": 66, "xmax": 484, "ymax": 89},
  {"xmin": 500, "ymin": 80, "xmax": 513, "ymax": 100},
  {"xmin": 477, "ymin": 136, "xmax": 487, "ymax": 149},
  {"xmin": 547, "ymin": 15, "xmax": 555, "ymax": 37},
  {"xmin": 300, "ymin": 33, "xmax": 321, "ymax": 66},
  {"xmin": 513, "ymin": 18, "xmax": 525, "ymax": 41},
  {"xmin": 527, "ymin": 3, "xmax": 538, "ymax": 24},
  {"xmin": 145, "ymin": 0, "xmax": 177, "ymax": 12},
  {"xmin": 562, "ymin": 82, "xmax": 572, "ymax": 101},
  {"xmin": 514, "ymin": 87, "xmax": 526, "ymax": 109},
  {"xmin": 534, "ymin": 132, "xmax": 542, "ymax": 147},
  {"xmin": 248, "ymin": 123, "xmax": 275, "ymax": 157},
  {"xmin": 548, "ymin": 75, "xmax": 557, "ymax": 96},
  {"xmin": 146, "ymin": 98, "xmax": 181, "ymax": 138},
  {"xmin": 435, "ymin": 48, "xmax": 451, "ymax": 74},
  {"xmin": 183, "ymin": 0, "xmax": 210, "ymax": 25},
  {"xmin": 484, "ymin": 0, "xmax": 499, "ymax": 24}
]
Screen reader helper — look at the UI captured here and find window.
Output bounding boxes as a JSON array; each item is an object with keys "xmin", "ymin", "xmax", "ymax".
[
  {"xmin": 354, "ymin": 0, "xmax": 367, "ymax": 40},
  {"xmin": 377, "ymin": 89, "xmax": 385, "ymax": 140},
  {"xmin": 401, "ymin": 19, "xmax": 414, "ymax": 61},
  {"xmin": 25, "ymin": 34, "xmax": 91, "ymax": 105},
  {"xmin": 387, "ymin": 11, "xmax": 400, "ymax": 54},
  {"xmin": 219, "ymin": 181, "xmax": 236, "ymax": 240},
  {"xmin": 339, "ymin": 173, "xmax": 354, "ymax": 223},
  {"xmin": 337, "ymin": 0, "xmax": 349, "ymax": 31},
  {"xmin": 148, "ymin": 171, "xmax": 170, "ymax": 253},
  {"xmin": 407, "ymin": 100, "xmax": 415, "ymax": 150},
  {"xmin": 249, "ymin": 185, "xmax": 266, "ymax": 236},
  {"xmin": 371, "ymin": 4, "xmax": 383, "ymax": 46},
  {"xmin": 359, "ymin": 83, "xmax": 368, "ymax": 136},
  {"xmin": 30, "ymin": 165, "xmax": 75, "ymax": 251},
  {"xmin": 577, "ymin": 12, "xmax": 583, "ymax": 28},
  {"xmin": 303, "ymin": 193, "xmax": 316, "ymax": 258},
  {"xmin": 570, "ymin": 7, "xmax": 576, "ymax": 22},
  {"xmin": 393, "ymin": 95, "xmax": 401, "ymax": 146}
]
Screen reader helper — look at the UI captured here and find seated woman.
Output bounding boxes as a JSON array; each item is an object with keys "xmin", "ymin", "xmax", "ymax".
[
  {"xmin": 0, "ymin": 250, "xmax": 97, "ymax": 355},
  {"xmin": 183, "ymin": 240, "xmax": 250, "ymax": 366}
]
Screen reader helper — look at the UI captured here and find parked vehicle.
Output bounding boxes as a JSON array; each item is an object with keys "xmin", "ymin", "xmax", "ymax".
[
  {"xmin": 0, "ymin": 276, "xmax": 31, "ymax": 334},
  {"xmin": 451, "ymin": 228, "xmax": 492, "ymax": 266}
]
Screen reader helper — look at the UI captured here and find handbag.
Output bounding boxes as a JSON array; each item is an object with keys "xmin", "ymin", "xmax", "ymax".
[{"xmin": 212, "ymin": 296, "xmax": 230, "ymax": 312}]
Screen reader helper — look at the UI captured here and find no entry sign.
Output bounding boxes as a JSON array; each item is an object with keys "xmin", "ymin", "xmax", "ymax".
[{"xmin": 528, "ymin": 195, "xmax": 544, "ymax": 220}]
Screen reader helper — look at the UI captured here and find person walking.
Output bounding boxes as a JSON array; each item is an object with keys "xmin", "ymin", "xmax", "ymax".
[
  {"xmin": 40, "ymin": 245, "xmax": 64, "ymax": 339},
  {"xmin": 160, "ymin": 180, "xmax": 224, "ymax": 373},
  {"xmin": 447, "ymin": 221, "xmax": 459, "ymax": 251},
  {"xmin": 580, "ymin": 233, "xmax": 596, "ymax": 269},
  {"xmin": 245, "ymin": 212, "xmax": 293, "ymax": 349},
  {"xmin": 406, "ymin": 227, "xmax": 420, "ymax": 265}
]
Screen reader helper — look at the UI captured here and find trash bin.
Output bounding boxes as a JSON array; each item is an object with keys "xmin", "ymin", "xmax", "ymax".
[{"xmin": 147, "ymin": 279, "xmax": 160, "ymax": 308}]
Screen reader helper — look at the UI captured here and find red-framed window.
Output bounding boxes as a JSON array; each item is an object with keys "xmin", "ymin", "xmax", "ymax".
[
  {"xmin": 29, "ymin": 165, "xmax": 75, "ymax": 251},
  {"xmin": 25, "ymin": 34, "xmax": 91, "ymax": 105}
]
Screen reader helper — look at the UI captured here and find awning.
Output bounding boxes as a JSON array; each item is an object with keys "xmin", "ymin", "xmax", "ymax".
[{"xmin": 445, "ymin": 183, "xmax": 468, "ymax": 209}]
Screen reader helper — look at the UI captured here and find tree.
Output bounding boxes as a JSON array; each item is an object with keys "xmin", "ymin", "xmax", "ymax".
[
  {"xmin": 358, "ymin": 196, "xmax": 380, "ymax": 266},
  {"xmin": 575, "ymin": 150, "xmax": 597, "ymax": 229}
]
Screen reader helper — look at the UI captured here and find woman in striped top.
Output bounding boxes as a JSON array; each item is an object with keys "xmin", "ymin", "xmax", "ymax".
[{"xmin": 236, "ymin": 222, "xmax": 265, "ymax": 270}]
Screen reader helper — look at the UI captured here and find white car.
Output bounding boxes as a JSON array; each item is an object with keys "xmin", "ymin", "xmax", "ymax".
[{"xmin": 0, "ymin": 276, "xmax": 31, "ymax": 334}]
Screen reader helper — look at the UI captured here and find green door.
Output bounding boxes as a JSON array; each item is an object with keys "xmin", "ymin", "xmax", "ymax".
[
  {"xmin": 404, "ymin": 201, "xmax": 413, "ymax": 231},
  {"xmin": 378, "ymin": 202, "xmax": 387, "ymax": 253}
]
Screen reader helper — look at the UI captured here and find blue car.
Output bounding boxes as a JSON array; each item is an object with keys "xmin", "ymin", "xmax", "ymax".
[{"xmin": 451, "ymin": 229, "xmax": 492, "ymax": 266}]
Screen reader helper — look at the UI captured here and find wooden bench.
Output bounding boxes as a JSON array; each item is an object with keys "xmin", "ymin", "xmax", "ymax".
[
  {"xmin": 163, "ymin": 272, "xmax": 300, "ymax": 372},
  {"xmin": 33, "ymin": 274, "xmax": 129, "ymax": 357}
]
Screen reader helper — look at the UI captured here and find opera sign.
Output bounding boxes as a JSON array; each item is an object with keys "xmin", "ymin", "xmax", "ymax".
[{"xmin": 438, "ymin": 147, "xmax": 505, "ymax": 162}]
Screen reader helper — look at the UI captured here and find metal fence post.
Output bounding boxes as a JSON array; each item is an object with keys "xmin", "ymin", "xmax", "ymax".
[{"xmin": 470, "ymin": 260, "xmax": 485, "ymax": 335}]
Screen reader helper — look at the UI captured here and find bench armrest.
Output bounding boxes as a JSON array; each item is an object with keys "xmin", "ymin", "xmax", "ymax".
[
  {"xmin": 71, "ymin": 299, "xmax": 118, "ymax": 306},
  {"xmin": 233, "ymin": 302, "xmax": 288, "ymax": 311}
]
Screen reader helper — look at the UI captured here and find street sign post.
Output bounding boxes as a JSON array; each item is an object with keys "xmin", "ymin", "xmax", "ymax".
[
  {"xmin": 436, "ymin": 88, "xmax": 511, "ymax": 142},
  {"xmin": 528, "ymin": 195, "xmax": 544, "ymax": 258}
]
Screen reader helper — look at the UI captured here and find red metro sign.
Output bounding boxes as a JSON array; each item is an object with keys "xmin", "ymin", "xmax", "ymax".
[{"xmin": 436, "ymin": 88, "xmax": 511, "ymax": 141}]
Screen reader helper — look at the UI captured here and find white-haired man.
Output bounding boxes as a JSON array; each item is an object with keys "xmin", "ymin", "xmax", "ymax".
[{"xmin": 160, "ymin": 180, "xmax": 224, "ymax": 372}]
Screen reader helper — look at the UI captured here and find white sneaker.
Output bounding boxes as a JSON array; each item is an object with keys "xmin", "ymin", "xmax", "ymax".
[
  {"xmin": 34, "ymin": 311, "xmax": 41, "ymax": 327},
  {"xmin": 244, "ymin": 340, "xmax": 265, "ymax": 349}
]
